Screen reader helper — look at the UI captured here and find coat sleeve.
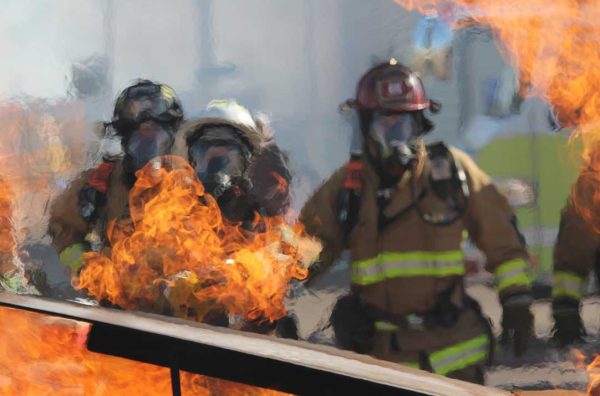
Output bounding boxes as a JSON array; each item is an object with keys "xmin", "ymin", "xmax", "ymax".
[
  {"xmin": 455, "ymin": 149, "xmax": 531, "ymax": 299},
  {"xmin": 552, "ymin": 197, "xmax": 598, "ymax": 301},
  {"xmin": 48, "ymin": 172, "xmax": 91, "ymax": 254},
  {"xmin": 298, "ymin": 168, "xmax": 347, "ymax": 284}
]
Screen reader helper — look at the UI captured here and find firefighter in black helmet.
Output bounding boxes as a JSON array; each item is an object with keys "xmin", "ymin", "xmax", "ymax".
[{"xmin": 49, "ymin": 80, "xmax": 184, "ymax": 274}]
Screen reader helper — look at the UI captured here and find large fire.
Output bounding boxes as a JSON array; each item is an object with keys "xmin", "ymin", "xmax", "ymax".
[
  {"xmin": 0, "ymin": 177, "xmax": 16, "ymax": 274},
  {"xmin": 396, "ymin": 1, "xmax": 600, "ymax": 393},
  {"xmin": 75, "ymin": 156, "xmax": 320, "ymax": 325},
  {"xmin": 0, "ymin": 305, "xmax": 290, "ymax": 395},
  {"xmin": 394, "ymin": 0, "xmax": 600, "ymax": 230}
]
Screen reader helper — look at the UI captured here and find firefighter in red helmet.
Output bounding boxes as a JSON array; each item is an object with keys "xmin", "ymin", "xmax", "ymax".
[{"xmin": 299, "ymin": 60, "xmax": 534, "ymax": 384}]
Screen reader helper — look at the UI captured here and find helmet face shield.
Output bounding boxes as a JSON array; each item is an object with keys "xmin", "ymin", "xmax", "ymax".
[
  {"xmin": 112, "ymin": 98, "xmax": 175, "ymax": 134},
  {"xmin": 112, "ymin": 82, "xmax": 183, "ymax": 136},
  {"xmin": 123, "ymin": 122, "xmax": 175, "ymax": 173}
]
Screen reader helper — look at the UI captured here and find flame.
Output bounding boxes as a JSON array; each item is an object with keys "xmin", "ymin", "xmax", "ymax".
[
  {"xmin": 0, "ymin": 306, "xmax": 290, "ymax": 395},
  {"xmin": 0, "ymin": 177, "xmax": 16, "ymax": 274},
  {"xmin": 587, "ymin": 355, "xmax": 600, "ymax": 396},
  {"xmin": 394, "ymin": 0, "xmax": 600, "ymax": 230},
  {"xmin": 568, "ymin": 349, "xmax": 600, "ymax": 395},
  {"xmin": 75, "ymin": 156, "xmax": 321, "ymax": 324}
]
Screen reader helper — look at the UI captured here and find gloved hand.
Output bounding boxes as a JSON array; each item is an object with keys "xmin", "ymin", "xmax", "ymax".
[
  {"xmin": 330, "ymin": 293, "xmax": 375, "ymax": 354},
  {"xmin": 500, "ymin": 293, "xmax": 534, "ymax": 357},
  {"xmin": 552, "ymin": 298, "xmax": 585, "ymax": 346},
  {"xmin": 275, "ymin": 313, "xmax": 299, "ymax": 340}
]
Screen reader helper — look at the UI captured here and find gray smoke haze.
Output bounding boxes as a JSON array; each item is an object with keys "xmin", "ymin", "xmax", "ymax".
[{"xmin": 0, "ymin": 1, "xmax": 583, "ymax": 392}]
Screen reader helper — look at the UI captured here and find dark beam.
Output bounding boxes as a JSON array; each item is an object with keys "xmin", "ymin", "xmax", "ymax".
[{"xmin": 0, "ymin": 292, "xmax": 505, "ymax": 396}]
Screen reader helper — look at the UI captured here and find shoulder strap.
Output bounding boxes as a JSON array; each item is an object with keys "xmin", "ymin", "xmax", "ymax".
[
  {"xmin": 79, "ymin": 161, "xmax": 115, "ymax": 222},
  {"xmin": 336, "ymin": 153, "xmax": 364, "ymax": 239},
  {"xmin": 418, "ymin": 142, "xmax": 470, "ymax": 226},
  {"xmin": 87, "ymin": 161, "xmax": 115, "ymax": 193}
]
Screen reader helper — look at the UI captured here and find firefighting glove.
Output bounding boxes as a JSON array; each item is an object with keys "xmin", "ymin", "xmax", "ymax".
[
  {"xmin": 552, "ymin": 298, "xmax": 585, "ymax": 346},
  {"xmin": 275, "ymin": 313, "xmax": 299, "ymax": 340},
  {"xmin": 330, "ymin": 293, "xmax": 375, "ymax": 354},
  {"xmin": 500, "ymin": 293, "xmax": 534, "ymax": 357}
]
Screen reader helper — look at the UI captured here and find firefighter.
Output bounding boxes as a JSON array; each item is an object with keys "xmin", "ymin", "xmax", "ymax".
[
  {"xmin": 170, "ymin": 99, "xmax": 296, "ymax": 335},
  {"xmin": 551, "ymin": 154, "xmax": 600, "ymax": 346},
  {"xmin": 172, "ymin": 99, "xmax": 291, "ymax": 227},
  {"xmin": 299, "ymin": 60, "xmax": 534, "ymax": 384},
  {"xmin": 49, "ymin": 79, "xmax": 184, "ymax": 274}
]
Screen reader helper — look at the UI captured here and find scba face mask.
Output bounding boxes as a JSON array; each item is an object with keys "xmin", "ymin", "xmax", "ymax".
[
  {"xmin": 123, "ymin": 121, "xmax": 175, "ymax": 174},
  {"xmin": 189, "ymin": 142, "xmax": 248, "ymax": 198},
  {"xmin": 367, "ymin": 112, "xmax": 422, "ymax": 175},
  {"xmin": 187, "ymin": 125, "xmax": 252, "ymax": 199}
]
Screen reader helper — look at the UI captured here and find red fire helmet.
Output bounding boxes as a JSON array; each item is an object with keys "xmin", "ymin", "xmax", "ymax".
[{"xmin": 349, "ymin": 60, "xmax": 434, "ymax": 113}]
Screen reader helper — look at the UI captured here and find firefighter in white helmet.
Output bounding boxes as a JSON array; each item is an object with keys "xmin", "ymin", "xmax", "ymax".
[
  {"xmin": 170, "ymin": 99, "xmax": 296, "ymax": 336},
  {"xmin": 173, "ymin": 99, "xmax": 291, "ymax": 226}
]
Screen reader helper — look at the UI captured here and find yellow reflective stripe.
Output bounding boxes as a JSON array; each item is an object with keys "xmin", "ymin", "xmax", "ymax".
[
  {"xmin": 375, "ymin": 321, "xmax": 398, "ymax": 332},
  {"xmin": 552, "ymin": 271, "xmax": 583, "ymax": 300},
  {"xmin": 353, "ymin": 251, "xmax": 464, "ymax": 270},
  {"xmin": 495, "ymin": 259, "xmax": 530, "ymax": 292},
  {"xmin": 351, "ymin": 251, "xmax": 465, "ymax": 286},
  {"xmin": 430, "ymin": 334, "xmax": 489, "ymax": 376}
]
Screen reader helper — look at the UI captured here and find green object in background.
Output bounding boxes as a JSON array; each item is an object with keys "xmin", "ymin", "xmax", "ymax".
[
  {"xmin": 0, "ymin": 271, "xmax": 25, "ymax": 293},
  {"xmin": 476, "ymin": 133, "xmax": 581, "ymax": 279},
  {"xmin": 59, "ymin": 243, "xmax": 88, "ymax": 275}
]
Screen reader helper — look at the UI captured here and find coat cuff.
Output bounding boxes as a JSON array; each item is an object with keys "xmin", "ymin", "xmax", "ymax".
[
  {"xmin": 552, "ymin": 270, "xmax": 584, "ymax": 301},
  {"xmin": 495, "ymin": 258, "xmax": 531, "ymax": 295}
]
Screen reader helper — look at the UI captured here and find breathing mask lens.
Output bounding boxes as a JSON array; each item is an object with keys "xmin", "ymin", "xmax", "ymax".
[
  {"xmin": 188, "ymin": 141, "xmax": 246, "ymax": 197},
  {"xmin": 369, "ymin": 113, "xmax": 419, "ymax": 151},
  {"xmin": 124, "ymin": 122, "xmax": 174, "ymax": 172},
  {"xmin": 368, "ymin": 113, "xmax": 421, "ymax": 172}
]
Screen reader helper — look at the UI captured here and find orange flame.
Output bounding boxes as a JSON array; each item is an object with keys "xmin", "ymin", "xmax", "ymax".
[
  {"xmin": 0, "ymin": 177, "xmax": 16, "ymax": 274},
  {"xmin": 394, "ymin": 0, "xmax": 600, "ymax": 231},
  {"xmin": 587, "ymin": 355, "xmax": 600, "ymax": 396},
  {"xmin": 0, "ymin": 306, "xmax": 290, "ymax": 395},
  {"xmin": 75, "ymin": 156, "xmax": 320, "ymax": 324}
]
